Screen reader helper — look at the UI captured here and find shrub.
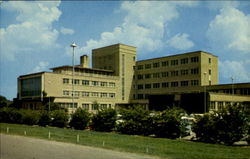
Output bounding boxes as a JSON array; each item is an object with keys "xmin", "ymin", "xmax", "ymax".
[
  {"xmin": 153, "ymin": 108, "xmax": 187, "ymax": 139},
  {"xmin": 20, "ymin": 109, "xmax": 40, "ymax": 125},
  {"xmin": 0, "ymin": 107, "xmax": 22, "ymax": 123},
  {"xmin": 38, "ymin": 111, "xmax": 51, "ymax": 127},
  {"xmin": 116, "ymin": 106, "xmax": 153, "ymax": 135},
  {"xmin": 69, "ymin": 108, "xmax": 90, "ymax": 130},
  {"xmin": 91, "ymin": 108, "xmax": 117, "ymax": 132},
  {"xmin": 51, "ymin": 110, "xmax": 69, "ymax": 128},
  {"xmin": 193, "ymin": 104, "xmax": 249, "ymax": 145}
]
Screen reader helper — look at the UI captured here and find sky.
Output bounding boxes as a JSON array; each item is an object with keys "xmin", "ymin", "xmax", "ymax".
[{"xmin": 0, "ymin": 1, "xmax": 250, "ymax": 100}]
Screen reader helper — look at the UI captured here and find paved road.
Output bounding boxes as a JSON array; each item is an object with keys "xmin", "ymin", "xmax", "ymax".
[{"xmin": 1, "ymin": 134, "xmax": 160, "ymax": 159}]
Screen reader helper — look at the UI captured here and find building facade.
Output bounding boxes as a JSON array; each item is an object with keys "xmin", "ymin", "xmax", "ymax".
[{"xmin": 17, "ymin": 43, "xmax": 250, "ymax": 113}]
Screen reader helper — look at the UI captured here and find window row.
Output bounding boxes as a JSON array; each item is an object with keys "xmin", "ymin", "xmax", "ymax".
[
  {"xmin": 137, "ymin": 56, "xmax": 199, "ymax": 70},
  {"xmin": 63, "ymin": 78, "xmax": 116, "ymax": 87},
  {"xmin": 63, "ymin": 90, "xmax": 115, "ymax": 98},
  {"xmin": 58, "ymin": 103, "xmax": 112, "ymax": 110},
  {"xmin": 137, "ymin": 80, "xmax": 199, "ymax": 89},
  {"xmin": 137, "ymin": 68, "xmax": 200, "ymax": 80}
]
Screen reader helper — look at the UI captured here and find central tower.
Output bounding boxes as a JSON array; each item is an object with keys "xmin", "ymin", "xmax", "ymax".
[{"xmin": 92, "ymin": 43, "xmax": 136, "ymax": 103}]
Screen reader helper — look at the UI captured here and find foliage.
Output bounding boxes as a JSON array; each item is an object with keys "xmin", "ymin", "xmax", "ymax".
[
  {"xmin": 116, "ymin": 106, "xmax": 154, "ymax": 136},
  {"xmin": 20, "ymin": 109, "xmax": 40, "ymax": 125},
  {"xmin": 69, "ymin": 108, "xmax": 90, "ymax": 130},
  {"xmin": 51, "ymin": 110, "xmax": 69, "ymax": 128},
  {"xmin": 193, "ymin": 104, "xmax": 249, "ymax": 145},
  {"xmin": 153, "ymin": 108, "xmax": 188, "ymax": 139},
  {"xmin": 0, "ymin": 107, "xmax": 22, "ymax": 123},
  {"xmin": 91, "ymin": 108, "xmax": 117, "ymax": 132},
  {"xmin": 0, "ymin": 95, "xmax": 12, "ymax": 108},
  {"xmin": 38, "ymin": 111, "xmax": 51, "ymax": 127}
]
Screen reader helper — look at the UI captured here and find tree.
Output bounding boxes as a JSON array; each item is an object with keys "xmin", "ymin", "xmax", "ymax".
[
  {"xmin": 91, "ymin": 108, "xmax": 117, "ymax": 132},
  {"xmin": 116, "ymin": 106, "xmax": 154, "ymax": 135},
  {"xmin": 193, "ymin": 104, "xmax": 249, "ymax": 145},
  {"xmin": 51, "ymin": 110, "xmax": 69, "ymax": 128},
  {"xmin": 69, "ymin": 108, "xmax": 90, "ymax": 130},
  {"xmin": 153, "ymin": 108, "xmax": 188, "ymax": 139},
  {"xmin": 38, "ymin": 111, "xmax": 51, "ymax": 127}
]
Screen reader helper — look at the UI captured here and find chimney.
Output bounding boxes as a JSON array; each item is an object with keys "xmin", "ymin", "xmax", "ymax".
[{"xmin": 80, "ymin": 55, "xmax": 89, "ymax": 68}]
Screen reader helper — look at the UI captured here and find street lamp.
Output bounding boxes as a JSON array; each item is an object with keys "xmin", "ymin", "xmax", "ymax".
[
  {"xmin": 231, "ymin": 77, "xmax": 234, "ymax": 95},
  {"xmin": 204, "ymin": 72, "xmax": 207, "ymax": 113},
  {"xmin": 70, "ymin": 43, "xmax": 77, "ymax": 109}
]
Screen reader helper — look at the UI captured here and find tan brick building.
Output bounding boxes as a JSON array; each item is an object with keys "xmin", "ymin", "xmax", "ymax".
[{"xmin": 17, "ymin": 43, "xmax": 250, "ymax": 113}]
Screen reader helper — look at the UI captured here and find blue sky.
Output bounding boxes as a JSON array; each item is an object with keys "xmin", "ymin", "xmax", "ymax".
[{"xmin": 0, "ymin": 1, "xmax": 250, "ymax": 100}]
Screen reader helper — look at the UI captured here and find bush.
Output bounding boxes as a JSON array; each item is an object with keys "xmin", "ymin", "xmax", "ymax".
[
  {"xmin": 153, "ymin": 108, "xmax": 187, "ymax": 139},
  {"xmin": 20, "ymin": 109, "xmax": 40, "ymax": 125},
  {"xmin": 0, "ymin": 107, "xmax": 22, "ymax": 123},
  {"xmin": 193, "ymin": 104, "xmax": 249, "ymax": 145},
  {"xmin": 91, "ymin": 108, "xmax": 117, "ymax": 132},
  {"xmin": 38, "ymin": 111, "xmax": 51, "ymax": 127},
  {"xmin": 51, "ymin": 110, "xmax": 69, "ymax": 128},
  {"xmin": 69, "ymin": 108, "xmax": 90, "ymax": 130},
  {"xmin": 116, "ymin": 106, "xmax": 153, "ymax": 135}
]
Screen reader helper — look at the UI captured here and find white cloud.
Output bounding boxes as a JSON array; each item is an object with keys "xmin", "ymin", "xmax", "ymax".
[
  {"xmin": 166, "ymin": 33, "xmax": 194, "ymax": 50},
  {"xmin": 60, "ymin": 27, "xmax": 75, "ymax": 35},
  {"xmin": 32, "ymin": 61, "xmax": 49, "ymax": 73},
  {"xmin": 79, "ymin": 1, "xmax": 197, "ymax": 55},
  {"xmin": 0, "ymin": 1, "xmax": 61, "ymax": 61},
  {"xmin": 205, "ymin": 1, "xmax": 239, "ymax": 10},
  {"xmin": 219, "ymin": 60, "xmax": 250, "ymax": 83},
  {"xmin": 207, "ymin": 7, "xmax": 250, "ymax": 54}
]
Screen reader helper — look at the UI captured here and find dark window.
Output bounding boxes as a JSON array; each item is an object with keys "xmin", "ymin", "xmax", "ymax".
[
  {"xmin": 191, "ymin": 56, "xmax": 199, "ymax": 63},
  {"xmin": 137, "ymin": 74, "xmax": 143, "ymax": 80},
  {"xmin": 153, "ymin": 83, "xmax": 160, "ymax": 88},
  {"xmin": 162, "ymin": 82, "xmax": 169, "ymax": 88},
  {"xmin": 145, "ymin": 84, "xmax": 151, "ymax": 89},
  {"xmin": 138, "ymin": 84, "xmax": 144, "ymax": 89},
  {"xmin": 153, "ymin": 62, "xmax": 160, "ymax": 68}
]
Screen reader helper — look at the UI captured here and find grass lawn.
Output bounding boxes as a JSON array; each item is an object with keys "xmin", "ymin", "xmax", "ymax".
[{"xmin": 1, "ymin": 123, "xmax": 249, "ymax": 159}]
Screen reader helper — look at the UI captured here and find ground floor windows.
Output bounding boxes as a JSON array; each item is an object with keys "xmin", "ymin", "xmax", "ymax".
[
  {"xmin": 63, "ymin": 90, "xmax": 115, "ymax": 99},
  {"xmin": 58, "ymin": 103, "xmax": 77, "ymax": 109}
]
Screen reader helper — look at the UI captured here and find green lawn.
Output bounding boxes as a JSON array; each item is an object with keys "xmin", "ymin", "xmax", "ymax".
[{"xmin": 1, "ymin": 123, "xmax": 249, "ymax": 159}]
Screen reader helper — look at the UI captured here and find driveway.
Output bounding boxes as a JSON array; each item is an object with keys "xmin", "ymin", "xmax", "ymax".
[{"xmin": 0, "ymin": 134, "xmax": 159, "ymax": 159}]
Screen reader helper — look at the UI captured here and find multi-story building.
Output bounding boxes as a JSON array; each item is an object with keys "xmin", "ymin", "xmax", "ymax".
[{"xmin": 17, "ymin": 43, "xmax": 250, "ymax": 114}]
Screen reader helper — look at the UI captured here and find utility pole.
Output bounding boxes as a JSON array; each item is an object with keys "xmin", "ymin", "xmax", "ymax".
[
  {"xmin": 70, "ymin": 43, "xmax": 77, "ymax": 109},
  {"xmin": 231, "ymin": 77, "xmax": 234, "ymax": 95}
]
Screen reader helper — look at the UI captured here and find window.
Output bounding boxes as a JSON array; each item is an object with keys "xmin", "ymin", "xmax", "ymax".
[
  {"xmin": 181, "ymin": 81, "xmax": 189, "ymax": 87},
  {"xmin": 92, "ymin": 104, "xmax": 99, "ymax": 110},
  {"xmin": 161, "ymin": 72, "xmax": 168, "ymax": 77},
  {"xmin": 191, "ymin": 56, "xmax": 199, "ymax": 63},
  {"xmin": 153, "ymin": 73, "xmax": 160, "ymax": 78},
  {"xmin": 91, "ymin": 92, "xmax": 99, "ymax": 97},
  {"xmin": 153, "ymin": 83, "xmax": 160, "ymax": 88},
  {"xmin": 145, "ymin": 84, "xmax": 151, "ymax": 89},
  {"xmin": 137, "ymin": 74, "xmax": 143, "ymax": 80},
  {"xmin": 82, "ymin": 80, "xmax": 89, "ymax": 86},
  {"xmin": 138, "ymin": 84, "xmax": 144, "ymax": 89},
  {"xmin": 209, "ymin": 69, "xmax": 211, "ymax": 75},
  {"xmin": 82, "ymin": 91, "xmax": 89, "ymax": 97},
  {"xmin": 63, "ymin": 78, "xmax": 69, "ymax": 84},
  {"xmin": 171, "ymin": 71, "xmax": 178, "ymax": 76},
  {"xmin": 180, "ymin": 58, "xmax": 188, "ymax": 64},
  {"xmin": 74, "ymin": 91, "xmax": 80, "ymax": 97},
  {"xmin": 218, "ymin": 102, "xmax": 224, "ymax": 110},
  {"xmin": 209, "ymin": 58, "xmax": 211, "ymax": 64},
  {"xmin": 171, "ymin": 59, "xmax": 178, "ymax": 66},
  {"xmin": 109, "ymin": 93, "xmax": 115, "ymax": 98},
  {"xmin": 210, "ymin": 102, "xmax": 215, "ymax": 110},
  {"xmin": 145, "ymin": 74, "xmax": 151, "ymax": 79},
  {"xmin": 145, "ymin": 64, "xmax": 151, "ymax": 69},
  {"xmin": 92, "ymin": 81, "xmax": 99, "ymax": 86},
  {"xmin": 162, "ymin": 82, "xmax": 169, "ymax": 88},
  {"xmin": 137, "ymin": 94, "xmax": 144, "ymax": 99},
  {"xmin": 171, "ymin": 82, "xmax": 178, "ymax": 87},
  {"xmin": 100, "ymin": 104, "xmax": 107, "ymax": 109},
  {"xmin": 161, "ymin": 61, "xmax": 168, "ymax": 67},
  {"xmin": 137, "ymin": 65, "xmax": 144, "ymax": 70},
  {"xmin": 100, "ymin": 82, "xmax": 108, "ymax": 87},
  {"xmin": 82, "ymin": 104, "xmax": 89, "ymax": 110},
  {"xmin": 63, "ymin": 90, "xmax": 69, "ymax": 96},
  {"xmin": 191, "ymin": 68, "xmax": 199, "ymax": 74},
  {"xmin": 109, "ymin": 82, "xmax": 115, "ymax": 87},
  {"xmin": 153, "ymin": 62, "xmax": 160, "ymax": 68},
  {"xmin": 73, "ymin": 79, "xmax": 80, "ymax": 85},
  {"xmin": 181, "ymin": 69, "xmax": 188, "ymax": 75},
  {"xmin": 191, "ymin": 80, "xmax": 199, "ymax": 86},
  {"xmin": 100, "ymin": 93, "xmax": 108, "ymax": 98}
]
